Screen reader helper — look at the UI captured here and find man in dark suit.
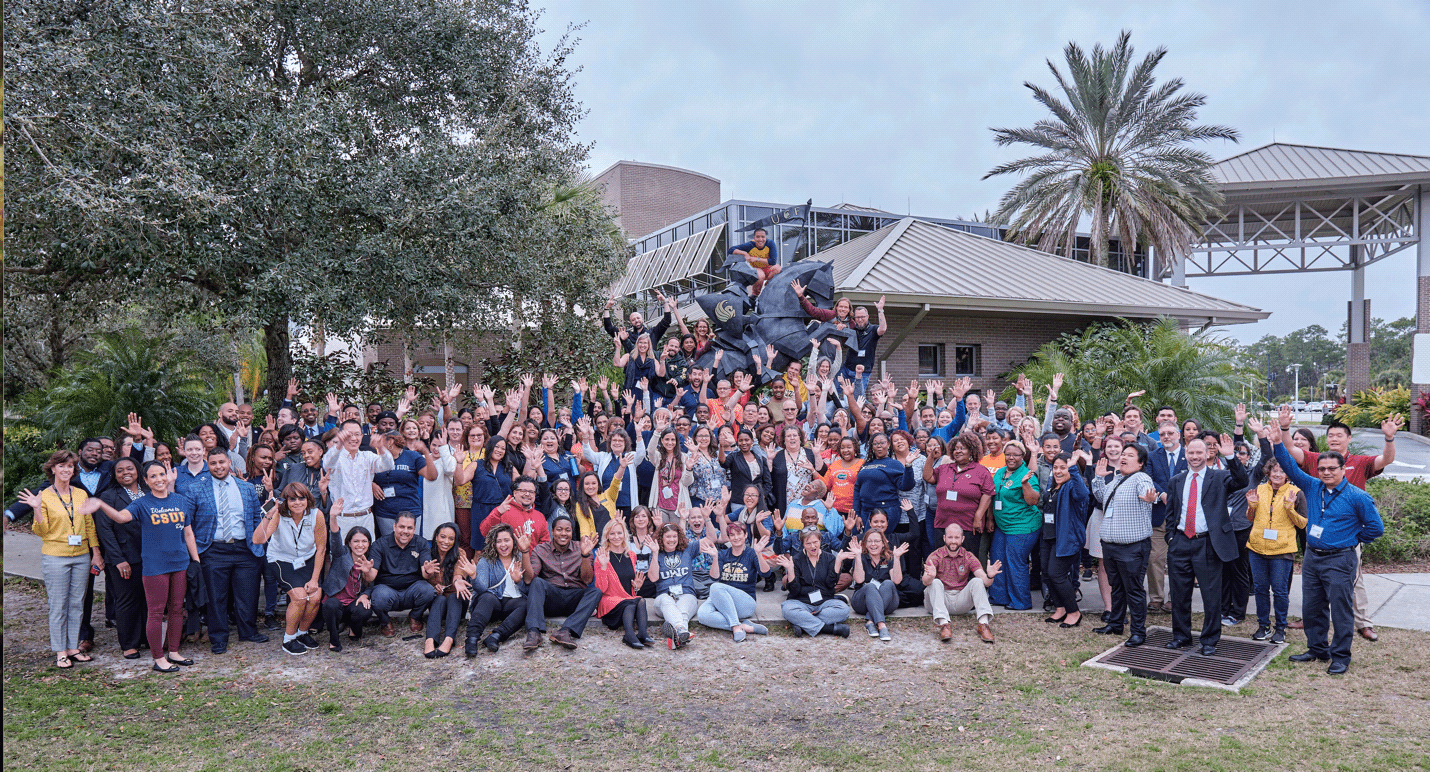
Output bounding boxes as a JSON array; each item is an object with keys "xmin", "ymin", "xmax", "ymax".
[
  {"xmin": 1145, "ymin": 422, "xmax": 1185, "ymax": 613},
  {"xmin": 1162, "ymin": 434, "xmax": 1248, "ymax": 655}
]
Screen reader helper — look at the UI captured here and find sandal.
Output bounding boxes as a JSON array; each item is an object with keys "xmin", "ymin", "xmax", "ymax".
[
  {"xmin": 70, "ymin": 653, "xmax": 94, "ymax": 663},
  {"xmin": 55, "ymin": 654, "xmax": 73, "ymax": 669}
]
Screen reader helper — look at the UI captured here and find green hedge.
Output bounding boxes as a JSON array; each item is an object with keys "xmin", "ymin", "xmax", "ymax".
[{"xmin": 1366, "ymin": 478, "xmax": 1430, "ymax": 563}]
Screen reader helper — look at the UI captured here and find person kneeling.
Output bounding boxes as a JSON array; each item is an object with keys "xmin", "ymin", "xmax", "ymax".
[
  {"xmin": 923, "ymin": 524, "xmax": 1000, "ymax": 644},
  {"xmin": 319, "ymin": 518, "xmax": 376, "ymax": 652},
  {"xmin": 252, "ymin": 484, "xmax": 330, "ymax": 655},
  {"xmin": 776, "ymin": 528, "xmax": 851, "ymax": 638}
]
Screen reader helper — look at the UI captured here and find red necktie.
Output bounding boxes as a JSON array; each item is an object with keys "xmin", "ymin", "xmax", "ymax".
[{"xmin": 1185, "ymin": 472, "xmax": 1198, "ymax": 538}]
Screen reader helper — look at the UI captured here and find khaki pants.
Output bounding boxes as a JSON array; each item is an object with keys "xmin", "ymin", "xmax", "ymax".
[
  {"xmin": 924, "ymin": 579, "xmax": 993, "ymax": 625},
  {"xmin": 1147, "ymin": 525, "xmax": 1168, "ymax": 604}
]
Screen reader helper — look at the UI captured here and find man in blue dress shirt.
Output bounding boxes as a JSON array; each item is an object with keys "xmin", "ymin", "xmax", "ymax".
[{"xmin": 1269, "ymin": 423, "xmax": 1383, "ymax": 674}]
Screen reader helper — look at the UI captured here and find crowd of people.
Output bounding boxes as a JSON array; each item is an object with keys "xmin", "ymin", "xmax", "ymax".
[{"xmin": 10, "ymin": 277, "xmax": 1396, "ymax": 677}]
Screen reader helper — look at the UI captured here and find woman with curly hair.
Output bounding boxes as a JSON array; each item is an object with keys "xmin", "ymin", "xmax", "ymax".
[
  {"xmin": 464, "ymin": 523, "xmax": 532, "ymax": 656},
  {"xmin": 419, "ymin": 523, "xmax": 471, "ymax": 659},
  {"xmin": 924, "ymin": 432, "xmax": 994, "ymax": 556}
]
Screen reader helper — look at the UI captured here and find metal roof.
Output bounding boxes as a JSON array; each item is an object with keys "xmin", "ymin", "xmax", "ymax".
[
  {"xmin": 1212, "ymin": 143, "xmax": 1430, "ymax": 188},
  {"xmin": 612, "ymin": 223, "xmax": 725, "ymax": 296},
  {"xmin": 824, "ymin": 218, "xmax": 1268, "ymax": 324}
]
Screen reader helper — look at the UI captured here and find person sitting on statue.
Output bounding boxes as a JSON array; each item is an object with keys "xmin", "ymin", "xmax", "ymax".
[{"xmin": 728, "ymin": 228, "xmax": 782, "ymax": 296}]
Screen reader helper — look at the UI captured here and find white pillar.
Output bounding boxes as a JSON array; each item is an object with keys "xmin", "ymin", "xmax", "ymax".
[
  {"xmin": 1170, "ymin": 243, "xmax": 1187, "ymax": 288},
  {"xmin": 1412, "ymin": 186, "xmax": 1429, "ymax": 434}
]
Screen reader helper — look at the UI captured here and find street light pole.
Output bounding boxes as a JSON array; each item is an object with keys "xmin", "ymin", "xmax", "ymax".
[{"xmin": 1286, "ymin": 363, "xmax": 1302, "ymax": 406}]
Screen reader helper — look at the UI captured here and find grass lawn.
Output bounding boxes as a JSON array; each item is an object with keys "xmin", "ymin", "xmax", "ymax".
[{"xmin": 4, "ymin": 576, "xmax": 1428, "ymax": 771}]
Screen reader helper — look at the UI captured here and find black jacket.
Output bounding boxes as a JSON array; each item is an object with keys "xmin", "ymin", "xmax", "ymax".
[
  {"xmin": 1164, "ymin": 458, "xmax": 1250, "ymax": 563},
  {"xmin": 96, "ymin": 486, "xmax": 145, "ymax": 566},
  {"xmin": 786, "ymin": 550, "xmax": 840, "ymax": 605},
  {"xmin": 722, "ymin": 451, "xmax": 773, "ymax": 511},
  {"xmin": 769, "ymin": 447, "xmax": 818, "ymax": 516}
]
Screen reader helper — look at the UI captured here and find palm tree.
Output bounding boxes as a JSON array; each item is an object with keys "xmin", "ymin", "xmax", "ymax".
[
  {"xmin": 984, "ymin": 31, "xmax": 1239, "ymax": 268},
  {"xmin": 1009, "ymin": 318, "xmax": 1255, "ymax": 431},
  {"xmin": 31, "ymin": 329, "xmax": 219, "ymax": 449}
]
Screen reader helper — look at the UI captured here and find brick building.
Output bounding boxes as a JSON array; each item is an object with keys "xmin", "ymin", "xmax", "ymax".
[{"xmin": 592, "ymin": 160, "xmax": 720, "ymax": 241}]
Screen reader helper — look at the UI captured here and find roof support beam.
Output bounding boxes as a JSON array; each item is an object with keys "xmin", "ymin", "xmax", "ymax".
[{"xmin": 878, "ymin": 303, "xmax": 931, "ymax": 368}]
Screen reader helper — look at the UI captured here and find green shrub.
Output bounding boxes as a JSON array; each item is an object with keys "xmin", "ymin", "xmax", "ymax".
[
  {"xmin": 3, "ymin": 421, "xmax": 54, "ymax": 508},
  {"xmin": 1364, "ymin": 478, "xmax": 1430, "ymax": 563},
  {"xmin": 1333, "ymin": 387, "xmax": 1410, "ymax": 428}
]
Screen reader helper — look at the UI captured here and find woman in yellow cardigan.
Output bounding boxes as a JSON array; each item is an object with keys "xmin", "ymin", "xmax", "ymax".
[
  {"xmin": 17, "ymin": 450, "xmax": 104, "ymax": 668},
  {"xmin": 1244, "ymin": 458, "xmax": 1307, "ymax": 644}
]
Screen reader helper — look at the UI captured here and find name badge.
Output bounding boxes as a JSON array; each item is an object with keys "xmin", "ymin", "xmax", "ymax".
[
  {"xmin": 293, "ymin": 557, "xmax": 305, "ymax": 569},
  {"xmin": 856, "ymin": 350, "xmax": 865, "ymax": 358},
  {"xmin": 807, "ymin": 590, "xmax": 823, "ymax": 604},
  {"xmin": 68, "ymin": 535, "xmax": 84, "ymax": 546},
  {"xmin": 670, "ymin": 585, "xmax": 683, "ymax": 597},
  {"xmin": 1044, "ymin": 513, "xmax": 1055, "ymax": 524},
  {"xmin": 946, "ymin": 491, "xmax": 958, "ymax": 501},
  {"xmin": 1309, "ymin": 525, "xmax": 1324, "ymax": 539},
  {"xmin": 382, "ymin": 486, "xmax": 396, "ymax": 498},
  {"xmin": 662, "ymin": 487, "xmax": 673, "ymax": 499},
  {"xmin": 1262, "ymin": 529, "xmax": 1279, "ymax": 541},
  {"xmin": 869, "ymin": 579, "xmax": 882, "ymax": 589},
  {"xmin": 994, "ymin": 501, "xmax": 1003, "ymax": 511}
]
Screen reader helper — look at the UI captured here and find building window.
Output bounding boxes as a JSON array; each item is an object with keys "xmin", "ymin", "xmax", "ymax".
[
  {"xmin": 953, "ymin": 344, "xmax": 979, "ymax": 377},
  {"xmin": 918, "ymin": 344, "xmax": 944, "ymax": 377}
]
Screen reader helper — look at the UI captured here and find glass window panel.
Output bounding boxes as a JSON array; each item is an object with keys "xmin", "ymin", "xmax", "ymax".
[
  {"xmin": 848, "ymin": 216, "xmax": 875, "ymax": 231},
  {"xmin": 953, "ymin": 345, "xmax": 978, "ymax": 377},
  {"xmin": 815, "ymin": 228, "xmax": 844, "ymax": 253},
  {"xmin": 710, "ymin": 207, "xmax": 728, "ymax": 226},
  {"xmin": 675, "ymin": 222, "xmax": 690, "ymax": 241},
  {"xmin": 918, "ymin": 344, "xmax": 944, "ymax": 377},
  {"xmin": 741, "ymin": 206, "xmax": 772, "ymax": 225},
  {"xmin": 815, "ymin": 211, "xmax": 842, "ymax": 229}
]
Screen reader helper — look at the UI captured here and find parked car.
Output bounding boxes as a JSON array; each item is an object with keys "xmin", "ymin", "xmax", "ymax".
[{"xmin": 1292, "ymin": 400, "xmax": 1308, "ymax": 411}]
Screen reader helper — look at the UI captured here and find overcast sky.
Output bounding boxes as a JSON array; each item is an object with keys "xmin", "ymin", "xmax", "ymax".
[{"xmin": 534, "ymin": 1, "xmax": 1429, "ymax": 343}]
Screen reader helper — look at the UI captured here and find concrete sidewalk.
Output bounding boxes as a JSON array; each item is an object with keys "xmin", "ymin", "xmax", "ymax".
[{"xmin": 6, "ymin": 530, "xmax": 1427, "ymax": 630}]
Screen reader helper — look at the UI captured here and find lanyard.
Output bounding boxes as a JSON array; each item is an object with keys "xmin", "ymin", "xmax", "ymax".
[
  {"xmin": 1320, "ymin": 485, "xmax": 1343, "ymax": 515},
  {"xmin": 57, "ymin": 489, "xmax": 78, "ymax": 532}
]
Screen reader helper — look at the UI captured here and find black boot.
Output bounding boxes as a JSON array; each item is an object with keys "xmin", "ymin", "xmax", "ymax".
[{"xmin": 464, "ymin": 634, "xmax": 480, "ymax": 658}]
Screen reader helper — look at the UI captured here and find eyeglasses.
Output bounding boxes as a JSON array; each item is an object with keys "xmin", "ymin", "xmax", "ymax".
[{"xmin": 1316, "ymin": 466, "xmax": 1342, "ymax": 473}]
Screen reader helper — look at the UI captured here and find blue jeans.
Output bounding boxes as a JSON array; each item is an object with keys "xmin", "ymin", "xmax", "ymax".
[
  {"xmin": 697, "ymin": 583, "xmax": 758, "ymax": 630},
  {"xmin": 988, "ymin": 530, "xmax": 1040, "ymax": 610},
  {"xmin": 1248, "ymin": 552, "xmax": 1294, "ymax": 629},
  {"xmin": 838, "ymin": 367, "xmax": 871, "ymax": 398}
]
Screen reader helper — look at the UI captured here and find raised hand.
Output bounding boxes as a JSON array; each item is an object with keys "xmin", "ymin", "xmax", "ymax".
[
  {"xmin": 326, "ymin": 392, "xmax": 341, "ymax": 416},
  {"xmin": 985, "ymin": 559, "xmax": 1003, "ymax": 579},
  {"xmin": 287, "ymin": 377, "xmax": 301, "ymax": 400},
  {"xmin": 1234, "ymin": 402, "xmax": 1247, "ymax": 426},
  {"xmin": 516, "ymin": 531, "xmax": 532, "ymax": 554},
  {"xmin": 1139, "ymin": 486, "xmax": 1158, "ymax": 504},
  {"xmin": 542, "ymin": 373, "xmax": 557, "ymax": 390},
  {"xmin": 1244, "ymin": 487, "xmax": 1259, "ymax": 506},
  {"xmin": 876, "ymin": 295, "xmax": 886, "ymax": 312},
  {"xmin": 893, "ymin": 542, "xmax": 910, "ymax": 558},
  {"xmin": 951, "ymin": 377, "xmax": 971, "ymax": 400},
  {"xmin": 579, "ymin": 533, "xmax": 596, "ymax": 557},
  {"xmin": 1051, "ymin": 372, "xmax": 1065, "ymax": 395},
  {"xmin": 789, "ymin": 278, "xmax": 806, "ymax": 297},
  {"xmin": 1218, "ymin": 433, "xmax": 1235, "ymax": 457},
  {"xmin": 520, "ymin": 373, "xmax": 535, "ymax": 391},
  {"xmin": 1277, "ymin": 404, "xmax": 1293, "ymax": 429},
  {"xmin": 1384, "ymin": 413, "xmax": 1404, "ymax": 440}
]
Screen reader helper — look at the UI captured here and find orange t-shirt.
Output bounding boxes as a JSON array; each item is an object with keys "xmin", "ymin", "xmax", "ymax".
[{"xmin": 822, "ymin": 458, "xmax": 864, "ymax": 513}]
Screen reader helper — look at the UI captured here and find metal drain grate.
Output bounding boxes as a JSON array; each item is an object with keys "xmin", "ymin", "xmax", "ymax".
[{"xmin": 1084, "ymin": 627, "xmax": 1285, "ymax": 690}]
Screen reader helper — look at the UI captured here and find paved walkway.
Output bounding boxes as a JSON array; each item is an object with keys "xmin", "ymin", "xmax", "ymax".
[{"xmin": 6, "ymin": 531, "xmax": 1426, "ymax": 630}]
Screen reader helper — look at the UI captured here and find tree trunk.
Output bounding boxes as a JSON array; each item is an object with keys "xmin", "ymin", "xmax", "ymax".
[
  {"xmin": 263, "ymin": 314, "xmax": 292, "ymax": 415},
  {"xmin": 402, "ymin": 333, "xmax": 413, "ymax": 383},
  {"xmin": 232, "ymin": 336, "xmax": 245, "ymax": 405}
]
